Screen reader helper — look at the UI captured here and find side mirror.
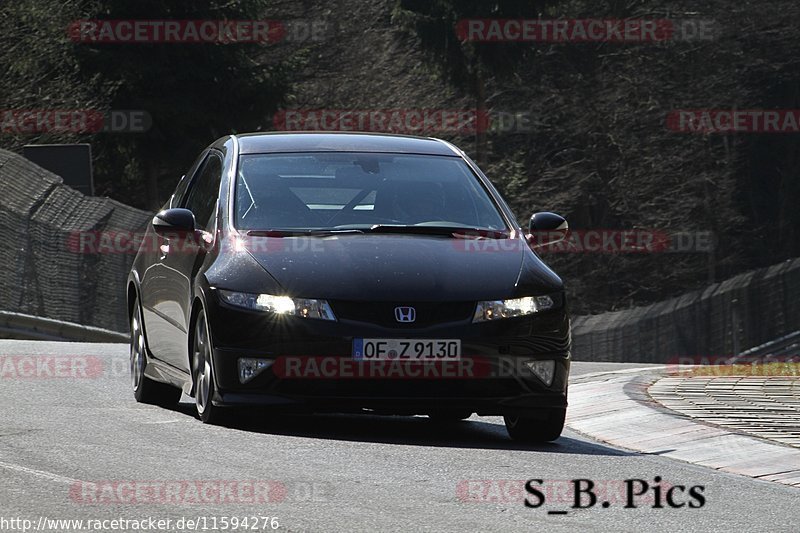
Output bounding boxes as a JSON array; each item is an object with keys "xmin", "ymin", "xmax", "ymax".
[
  {"xmin": 153, "ymin": 208, "xmax": 196, "ymax": 236},
  {"xmin": 528, "ymin": 212, "xmax": 568, "ymax": 247}
]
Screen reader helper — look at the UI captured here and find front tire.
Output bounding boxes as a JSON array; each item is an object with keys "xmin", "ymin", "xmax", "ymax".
[
  {"xmin": 504, "ymin": 409, "xmax": 566, "ymax": 443},
  {"xmin": 193, "ymin": 308, "xmax": 224, "ymax": 424},
  {"xmin": 130, "ymin": 296, "xmax": 181, "ymax": 407}
]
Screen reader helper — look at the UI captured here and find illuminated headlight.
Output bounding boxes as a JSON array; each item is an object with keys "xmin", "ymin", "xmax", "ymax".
[
  {"xmin": 238, "ymin": 358, "xmax": 273, "ymax": 384},
  {"xmin": 524, "ymin": 359, "xmax": 556, "ymax": 386},
  {"xmin": 473, "ymin": 295, "xmax": 555, "ymax": 322},
  {"xmin": 218, "ymin": 290, "xmax": 336, "ymax": 321}
]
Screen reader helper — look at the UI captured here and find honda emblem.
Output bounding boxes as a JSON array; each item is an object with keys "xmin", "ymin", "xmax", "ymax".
[{"xmin": 394, "ymin": 306, "xmax": 416, "ymax": 323}]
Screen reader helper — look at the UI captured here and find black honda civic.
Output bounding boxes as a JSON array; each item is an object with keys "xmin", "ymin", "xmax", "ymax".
[{"xmin": 128, "ymin": 132, "xmax": 571, "ymax": 442}]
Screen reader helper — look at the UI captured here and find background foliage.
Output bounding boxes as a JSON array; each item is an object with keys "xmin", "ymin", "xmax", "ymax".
[{"xmin": 1, "ymin": 0, "xmax": 798, "ymax": 314}]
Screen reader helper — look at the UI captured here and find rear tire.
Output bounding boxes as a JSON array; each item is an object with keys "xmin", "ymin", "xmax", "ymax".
[
  {"xmin": 504, "ymin": 409, "xmax": 565, "ymax": 443},
  {"xmin": 130, "ymin": 296, "xmax": 181, "ymax": 407},
  {"xmin": 193, "ymin": 308, "xmax": 224, "ymax": 424}
]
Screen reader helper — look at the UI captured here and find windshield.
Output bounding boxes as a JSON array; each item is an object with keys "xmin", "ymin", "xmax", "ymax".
[{"xmin": 234, "ymin": 152, "xmax": 508, "ymax": 231}]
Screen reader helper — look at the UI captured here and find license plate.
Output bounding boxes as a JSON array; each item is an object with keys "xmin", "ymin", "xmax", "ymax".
[{"xmin": 353, "ymin": 339, "xmax": 461, "ymax": 361}]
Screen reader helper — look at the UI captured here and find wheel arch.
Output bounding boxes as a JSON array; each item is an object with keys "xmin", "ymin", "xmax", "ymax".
[
  {"xmin": 187, "ymin": 295, "xmax": 207, "ymax": 396},
  {"xmin": 127, "ymin": 281, "xmax": 138, "ymax": 322},
  {"xmin": 127, "ymin": 280, "xmax": 153, "ymax": 354}
]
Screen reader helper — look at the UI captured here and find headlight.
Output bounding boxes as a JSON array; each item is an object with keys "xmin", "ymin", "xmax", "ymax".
[
  {"xmin": 217, "ymin": 290, "xmax": 336, "ymax": 321},
  {"xmin": 473, "ymin": 295, "xmax": 556, "ymax": 322}
]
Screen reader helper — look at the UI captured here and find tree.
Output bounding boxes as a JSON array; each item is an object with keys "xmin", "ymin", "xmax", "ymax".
[
  {"xmin": 392, "ymin": 1, "xmax": 562, "ymax": 164},
  {"xmin": 0, "ymin": 0, "xmax": 299, "ymax": 210},
  {"xmin": 392, "ymin": 0, "xmax": 800, "ymax": 312},
  {"xmin": 0, "ymin": 1, "xmax": 111, "ymax": 153},
  {"xmin": 72, "ymin": 0, "xmax": 297, "ymax": 209}
]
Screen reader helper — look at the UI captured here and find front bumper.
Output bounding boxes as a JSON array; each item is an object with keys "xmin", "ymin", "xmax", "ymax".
[{"xmin": 204, "ymin": 293, "xmax": 571, "ymax": 416}]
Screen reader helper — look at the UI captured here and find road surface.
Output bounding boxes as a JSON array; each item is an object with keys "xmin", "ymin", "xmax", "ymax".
[{"xmin": 0, "ymin": 341, "xmax": 796, "ymax": 532}]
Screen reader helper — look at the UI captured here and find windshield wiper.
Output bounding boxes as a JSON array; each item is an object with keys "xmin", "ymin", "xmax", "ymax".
[
  {"xmin": 246, "ymin": 229, "xmax": 365, "ymax": 237},
  {"xmin": 363, "ymin": 225, "xmax": 509, "ymax": 238},
  {"xmin": 246, "ymin": 226, "xmax": 509, "ymax": 238}
]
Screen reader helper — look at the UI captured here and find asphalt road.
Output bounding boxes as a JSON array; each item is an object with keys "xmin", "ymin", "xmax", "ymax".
[{"xmin": 0, "ymin": 340, "xmax": 797, "ymax": 533}]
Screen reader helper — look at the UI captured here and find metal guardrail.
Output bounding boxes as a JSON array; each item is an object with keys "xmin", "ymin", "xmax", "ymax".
[
  {"xmin": 0, "ymin": 148, "xmax": 151, "ymax": 333},
  {"xmin": 0, "ymin": 310, "xmax": 128, "ymax": 343},
  {"xmin": 734, "ymin": 330, "xmax": 800, "ymax": 361},
  {"xmin": 571, "ymin": 257, "xmax": 800, "ymax": 363}
]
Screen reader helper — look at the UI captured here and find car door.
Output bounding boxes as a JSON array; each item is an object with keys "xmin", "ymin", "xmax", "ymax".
[
  {"xmin": 139, "ymin": 151, "xmax": 205, "ymax": 364},
  {"xmin": 141, "ymin": 151, "xmax": 223, "ymax": 372}
]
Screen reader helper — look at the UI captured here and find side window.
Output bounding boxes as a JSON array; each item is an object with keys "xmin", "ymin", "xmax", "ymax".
[
  {"xmin": 170, "ymin": 174, "xmax": 191, "ymax": 209},
  {"xmin": 183, "ymin": 153, "xmax": 223, "ymax": 231},
  {"xmin": 170, "ymin": 150, "xmax": 207, "ymax": 208}
]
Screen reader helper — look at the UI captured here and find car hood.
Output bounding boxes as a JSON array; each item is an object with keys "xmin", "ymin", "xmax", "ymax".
[{"xmin": 236, "ymin": 233, "xmax": 562, "ymax": 301}]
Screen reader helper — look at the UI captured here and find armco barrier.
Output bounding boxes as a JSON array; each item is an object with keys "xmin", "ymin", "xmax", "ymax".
[
  {"xmin": 571, "ymin": 257, "xmax": 800, "ymax": 362},
  {"xmin": 0, "ymin": 148, "xmax": 151, "ymax": 333},
  {"xmin": 0, "ymin": 310, "xmax": 127, "ymax": 342}
]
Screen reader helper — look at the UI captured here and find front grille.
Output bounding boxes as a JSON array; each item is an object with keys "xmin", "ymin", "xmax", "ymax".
[{"xmin": 330, "ymin": 301, "xmax": 475, "ymax": 327}]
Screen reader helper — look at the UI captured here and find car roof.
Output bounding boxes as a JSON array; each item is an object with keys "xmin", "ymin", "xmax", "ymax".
[{"xmin": 232, "ymin": 132, "xmax": 460, "ymax": 156}]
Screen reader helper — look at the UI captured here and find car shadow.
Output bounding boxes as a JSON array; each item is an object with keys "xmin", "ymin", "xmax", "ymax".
[{"xmin": 168, "ymin": 400, "xmax": 633, "ymax": 456}]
